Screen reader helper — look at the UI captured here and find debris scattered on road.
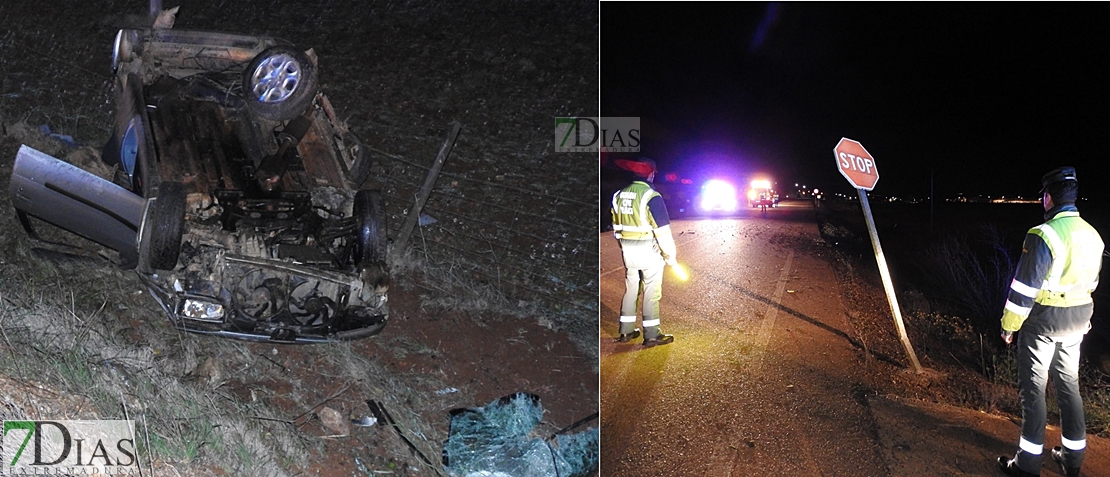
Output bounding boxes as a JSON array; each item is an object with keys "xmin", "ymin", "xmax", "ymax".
[{"xmin": 435, "ymin": 387, "xmax": 459, "ymax": 395}]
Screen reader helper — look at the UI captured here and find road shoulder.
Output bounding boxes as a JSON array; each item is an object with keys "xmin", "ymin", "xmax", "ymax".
[{"xmin": 869, "ymin": 393, "xmax": 1110, "ymax": 476}]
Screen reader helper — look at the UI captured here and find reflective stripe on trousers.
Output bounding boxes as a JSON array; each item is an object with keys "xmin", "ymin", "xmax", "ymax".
[
  {"xmin": 619, "ymin": 239, "xmax": 664, "ymax": 339},
  {"xmin": 1015, "ymin": 331, "xmax": 1086, "ymax": 473}
]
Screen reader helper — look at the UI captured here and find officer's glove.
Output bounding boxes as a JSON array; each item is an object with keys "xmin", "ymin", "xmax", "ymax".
[
  {"xmin": 665, "ymin": 257, "xmax": 678, "ymax": 268},
  {"xmin": 1001, "ymin": 330, "xmax": 1014, "ymax": 345}
]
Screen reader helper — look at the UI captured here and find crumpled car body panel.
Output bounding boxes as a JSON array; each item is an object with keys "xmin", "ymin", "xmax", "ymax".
[{"xmin": 10, "ymin": 27, "xmax": 387, "ymax": 343}]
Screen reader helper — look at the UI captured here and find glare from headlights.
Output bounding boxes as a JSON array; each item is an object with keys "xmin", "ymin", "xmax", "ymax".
[
  {"xmin": 750, "ymin": 179, "xmax": 772, "ymax": 190},
  {"xmin": 700, "ymin": 179, "xmax": 738, "ymax": 212}
]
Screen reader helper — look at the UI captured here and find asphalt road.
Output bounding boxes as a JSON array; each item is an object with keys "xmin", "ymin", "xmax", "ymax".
[
  {"xmin": 600, "ymin": 199, "xmax": 1110, "ymax": 476},
  {"xmin": 599, "ymin": 200, "xmax": 890, "ymax": 476}
]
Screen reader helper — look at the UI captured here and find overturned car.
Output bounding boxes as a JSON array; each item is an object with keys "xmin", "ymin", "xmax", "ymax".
[{"xmin": 10, "ymin": 28, "xmax": 389, "ymax": 343}]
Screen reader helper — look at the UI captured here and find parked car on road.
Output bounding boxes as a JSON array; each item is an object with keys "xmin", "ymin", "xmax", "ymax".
[{"xmin": 699, "ymin": 179, "xmax": 739, "ymax": 214}]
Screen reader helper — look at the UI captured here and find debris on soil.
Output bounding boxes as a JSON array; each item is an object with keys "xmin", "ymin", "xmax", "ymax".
[
  {"xmin": 351, "ymin": 416, "xmax": 378, "ymax": 427},
  {"xmin": 3, "ymin": 122, "xmax": 79, "ymax": 161},
  {"xmin": 367, "ymin": 399, "xmax": 442, "ymax": 470},
  {"xmin": 318, "ymin": 406, "xmax": 350, "ymax": 437},
  {"xmin": 442, "ymin": 392, "xmax": 599, "ymax": 477}
]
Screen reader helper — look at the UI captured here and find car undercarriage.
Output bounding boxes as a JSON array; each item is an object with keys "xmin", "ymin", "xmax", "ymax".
[{"xmin": 10, "ymin": 28, "xmax": 389, "ymax": 343}]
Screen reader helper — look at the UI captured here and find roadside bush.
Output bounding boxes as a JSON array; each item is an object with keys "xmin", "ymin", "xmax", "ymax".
[
  {"xmin": 911, "ymin": 225, "xmax": 1016, "ymax": 335},
  {"xmin": 1082, "ymin": 372, "xmax": 1110, "ymax": 437}
]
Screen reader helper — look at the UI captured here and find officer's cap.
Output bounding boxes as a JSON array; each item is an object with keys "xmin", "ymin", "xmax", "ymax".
[
  {"xmin": 1040, "ymin": 166, "xmax": 1077, "ymax": 194},
  {"xmin": 615, "ymin": 157, "xmax": 656, "ymax": 180}
]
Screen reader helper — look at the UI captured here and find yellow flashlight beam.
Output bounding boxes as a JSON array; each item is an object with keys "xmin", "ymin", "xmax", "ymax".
[{"xmin": 670, "ymin": 262, "xmax": 689, "ymax": 281}]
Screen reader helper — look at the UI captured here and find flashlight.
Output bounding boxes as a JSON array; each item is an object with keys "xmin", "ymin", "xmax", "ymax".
[{"xmin": 670, "ymin": 262, "xmax": 689, "ymax": 281}]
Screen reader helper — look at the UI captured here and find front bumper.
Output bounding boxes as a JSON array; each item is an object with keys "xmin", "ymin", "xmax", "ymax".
[{"xmin": 141, "ymin": 252, "xmax": 388, "ymax": 343}]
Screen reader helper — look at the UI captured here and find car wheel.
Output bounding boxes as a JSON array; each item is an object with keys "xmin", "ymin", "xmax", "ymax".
[
  {"xmin": 354, "ymin": 189, "xmax": 385, "ymax": 266},
  {"xmin": 138, "ymin": 181, "xmax": 186, "ymax": 272},
  {"xmin": 343, "ymin": 131, "xmax": 374, "ymax": 188},
  {"xmin": 242, "ymin": 45, "xmax": 319, "ymax": 122}
]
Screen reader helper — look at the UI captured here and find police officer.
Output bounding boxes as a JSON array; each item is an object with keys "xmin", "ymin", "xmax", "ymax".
[
  {"xmin": 997, "ymin": 167, "xmax": 1104, "ymax": 477},
  {"xmin": 611, "ymin": 157, "xmax": 676, "ymax": 348}
]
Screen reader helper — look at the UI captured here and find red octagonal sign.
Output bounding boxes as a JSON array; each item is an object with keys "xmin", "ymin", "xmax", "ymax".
[{"xmin": 834, "ymin": 138, "xmax": 879, "ymax": 190}]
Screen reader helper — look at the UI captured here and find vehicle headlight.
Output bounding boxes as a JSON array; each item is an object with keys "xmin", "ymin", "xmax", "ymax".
[
  {"xmin": 701, "ymin": 179, "xmax": 737, "ymax": 211},
  {"xmin": 181, "ymin": 297, "xmax": 225, "ymax": 322}
]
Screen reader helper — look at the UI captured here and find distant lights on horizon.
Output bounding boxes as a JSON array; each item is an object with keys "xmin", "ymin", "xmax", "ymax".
[{"xmin": 658, "ymin": 176, "xmax": 1041, "ymax": 204}]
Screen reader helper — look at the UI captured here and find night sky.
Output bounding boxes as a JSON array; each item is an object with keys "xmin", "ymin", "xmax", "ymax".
[{"xmin": 601, "ymin": 3, "xmax": 1110, "ymax": 203}]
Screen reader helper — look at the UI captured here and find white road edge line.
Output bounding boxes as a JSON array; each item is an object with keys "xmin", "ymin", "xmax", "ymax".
[
  {"xmin": 705, "ymin": 250, "xmax": 795, "ymax": 477},
  {"xmin": 756, "ymin": 250, "xmax": 794, "ymax": 368}
]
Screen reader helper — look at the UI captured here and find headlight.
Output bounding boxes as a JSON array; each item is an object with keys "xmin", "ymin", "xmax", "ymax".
[
  {"xmin": 181, "ymin": 297, "xmax": 225, "ymax": 322},
  {"xmin": 700, "ymin": 180, "xmax": 737, "ymax": 211}
]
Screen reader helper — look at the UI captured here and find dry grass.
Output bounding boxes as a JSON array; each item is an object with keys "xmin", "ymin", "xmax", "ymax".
[
  {"xmin": 0, "ymin": 255, "xmax": 304, "ymax": 475},
  {"xmin": 912, "ymin": 225, "xmax": 1016, "ymax": 333},
  {"xmin": 0, "ymin": 242, "xmax": 463, "ymax": 474}
]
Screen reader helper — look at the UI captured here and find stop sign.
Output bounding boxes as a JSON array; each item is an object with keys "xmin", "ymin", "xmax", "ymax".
[{"xmin": 834, "ymin": 138, "xmax": 879, "ymax": 190}]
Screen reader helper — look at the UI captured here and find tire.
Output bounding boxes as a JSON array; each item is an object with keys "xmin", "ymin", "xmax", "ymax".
[
  {"xmin": 138, "ymin": 181, "xmax": 186, "ymax": 272},
  {"xmin": 353, "ymin": 189, "xmax": 385, "ymax": 266},
  {"xmin": 242, "ymin": 45, "xmax": 319, "ymax": 122},
  {"xmin": 343, "ymin": 131, "xmax": 374, "ymax": 188}
]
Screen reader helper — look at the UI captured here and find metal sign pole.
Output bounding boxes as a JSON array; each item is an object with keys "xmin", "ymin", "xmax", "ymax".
[{"xmin": 857, "ymin": 189, "xmax": 923, "ymax": 374}]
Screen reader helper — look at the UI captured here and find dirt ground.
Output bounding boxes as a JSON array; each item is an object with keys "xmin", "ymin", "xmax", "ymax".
[
  {"xmin": 869, "ymin": 393, "xmax": 1110, "ymax": 476},
  {"xmin": 246, "ymin": 289, "xmax": 598, "ymax": 476},
  {"xmin": 0, "ymin": 1, "xmax": 598, "ymax": 475}
]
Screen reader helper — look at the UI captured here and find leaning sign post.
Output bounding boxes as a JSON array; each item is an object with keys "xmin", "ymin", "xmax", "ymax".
[{"xmin": 834, "ymin": 138, "xmax": 923, "ymax": 374}]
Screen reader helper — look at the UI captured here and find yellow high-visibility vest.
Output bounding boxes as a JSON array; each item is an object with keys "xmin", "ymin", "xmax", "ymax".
[
  {"xmin": 611, "ymin": 181, "xmax": 659, "ymax": 240},
  {"xmin": 1030, "ymin": 210, "xmax": 1104, "ymax": 307}
]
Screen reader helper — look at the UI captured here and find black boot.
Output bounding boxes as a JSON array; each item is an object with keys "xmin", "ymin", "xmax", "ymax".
[
  {"xmin": 997, "ymin": 456, "xmax": 1039, "ymax": 477},
  {"xmin": 642, "ymin": 333, "xmax": 674, "ymax": 348},
  {"xmin": 1052, "ymin": 447, "xmax": 1081, "ymax": 477},
  {"xmin": 616, "ymin": 329, "xmax": 640, "ymax": 343}
]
